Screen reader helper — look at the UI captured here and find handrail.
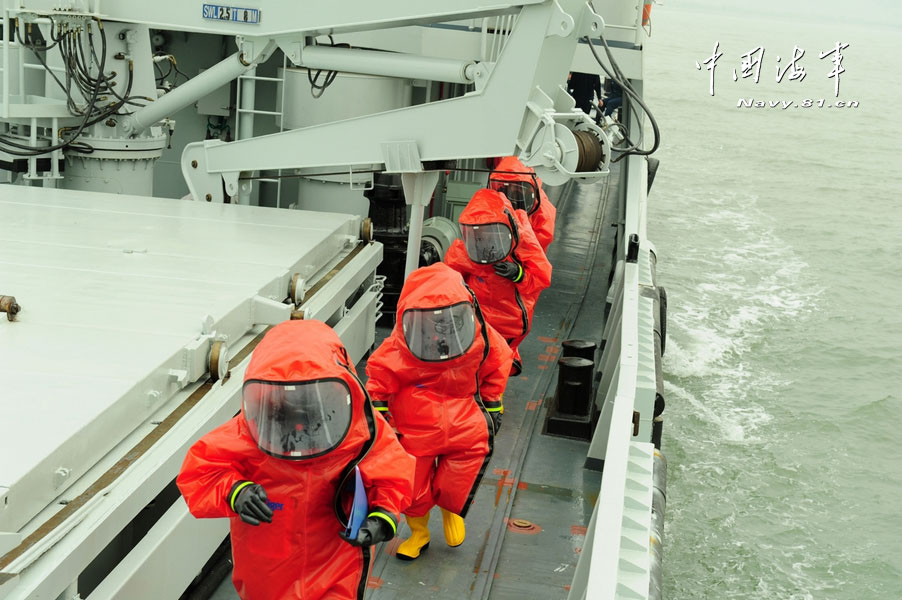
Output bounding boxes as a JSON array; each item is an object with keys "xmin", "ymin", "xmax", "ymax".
[{"xmin": 569, "ymin": 138, "xmax": 656, "ymax": 599}]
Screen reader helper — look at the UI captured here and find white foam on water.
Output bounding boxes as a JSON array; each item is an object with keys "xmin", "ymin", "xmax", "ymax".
[
  {"xmin": 662, "ymin": 191, "xmax": 820, "ymax": 390},
  {"xmin": 654, "ymin": 188, "xmax": 863, "ymax": 598},
  {"xmin": 664, "ymin": 378, "xmax": 771, "ymax": 443},
  {"xmin": 648, "ymin": 6, "xmax": 902, "ymax": 598}
]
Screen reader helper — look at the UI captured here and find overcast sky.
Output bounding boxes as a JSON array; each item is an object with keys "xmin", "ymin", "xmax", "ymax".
[{"xmin": 669, "ymin": 0, "xmax": 902, "ymax": 30}]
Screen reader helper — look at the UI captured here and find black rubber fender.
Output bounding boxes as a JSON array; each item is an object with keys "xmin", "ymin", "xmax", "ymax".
[
  {"xmin": 659, "ymin": 286, "xmax": 667, "ymax": 355},
  {"xmin": 647, "ymin": 157, "xmax": 660, "ymax": 194}
]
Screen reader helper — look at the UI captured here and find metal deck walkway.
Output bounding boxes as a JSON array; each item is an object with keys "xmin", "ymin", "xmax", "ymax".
[{"xmin": 209, "ymin": 172, "xmax": 621, "ymax": 600}]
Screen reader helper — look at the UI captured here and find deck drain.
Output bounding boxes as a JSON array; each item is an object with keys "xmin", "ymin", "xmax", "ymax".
[{"xmin": 506, "ymin": 518, "xmax": 542, "ymax": 534}]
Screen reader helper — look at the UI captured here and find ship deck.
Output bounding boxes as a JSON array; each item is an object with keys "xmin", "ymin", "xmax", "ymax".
[{"xmin": 210, "ymin": 169, "xmax": 622, "ymax": 600}]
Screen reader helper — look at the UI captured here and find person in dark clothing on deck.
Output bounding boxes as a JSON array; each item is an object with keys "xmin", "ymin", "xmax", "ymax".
[
  {"xmin": 566, "ymin": 71, "xmax": 601, "ymax": 116},
  {"xmin": 601, "ymin": 78, "xmax": 623, "ymax": 118}
]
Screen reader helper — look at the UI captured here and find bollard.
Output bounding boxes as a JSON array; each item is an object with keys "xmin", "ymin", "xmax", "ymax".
[
  {"xmin": 556, "ymin": 356, "xmax": 594, "ymax": 416},
  {"xmin": 545, "ymin": 340, "xmax": 599, "ymax": 440},
  {"xmin": 561, "ymin": 339, "xmax": 596, "ymax": 362}
]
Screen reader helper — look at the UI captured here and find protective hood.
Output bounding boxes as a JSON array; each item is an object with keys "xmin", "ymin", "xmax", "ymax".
[
  {"xmin": 396, "ymin": 263, "xmax": 483, "ymax": 363},
  {"xmin": 458, "ymin": 189, "xmax": 520, "ymax": 263},
  {"xmin": 241, "ymin": 320, "xmax": 366, "ymax": 460},
  {"xmin": 458, "ymin": 188, "xmax": 518, "ymax": 227},
  {"xmin": 489, "ymin": 156, "xmax": 541, "ymax": 214}
]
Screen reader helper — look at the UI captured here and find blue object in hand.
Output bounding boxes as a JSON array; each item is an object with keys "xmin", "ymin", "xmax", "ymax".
[{"xmin": 344, "ymin": 466, "xmax": 368, "ymax": 540}]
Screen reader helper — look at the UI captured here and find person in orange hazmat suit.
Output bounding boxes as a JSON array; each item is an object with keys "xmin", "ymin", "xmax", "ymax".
[
  {"xmin": 177, "ymin": 320, "xmax": 414, "ymax": 600},
  {"xmin": 488, "ymin": 155, "xmax": 557, "ymax": 252},
  {"xmin": 444, "ymin": 188, "xmax": 552, "ymax": 376},
  {"xmin": 365, "ymin": 262, "xmax": 513, "ymax": 560}
]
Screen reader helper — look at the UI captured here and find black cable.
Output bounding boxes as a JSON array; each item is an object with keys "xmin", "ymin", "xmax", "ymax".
[
  {"xmin": 60, "ymin": 25, "xmax": 95, "ymax": 113},
  {"xmin": 155, "ymin": 62, "xmax": 174, "ymax": 90},
  {"xmin": 612, "ymin": 121, "xmax": 636, "ymax": 150},
  {"xmin": 73, "ymin": 22, "xmax": 146, "ymax": 123},
  {"xmin": 307, "ymin": 66, "xmax": 337, "ymax": 99},
  {"xmin": 587, "ymin": 35, "xmax": 646, "ymax": 156},
  {"xmin": 23, "ymin": 17, "xmax": 62, "ymax": 51},
  {"xmin": 79, "ymin": 61, "xmax": 136, "ymax": 127},
  {"xmin": 14, "ymin": 23, "xmax": 69, "ymax": 100},
  {"xmin": 152, "ymin": 52, "xmax": 187, "ymax": 87},
  {"xmin": 49, "ymin": 16, "xmax": 64, "ymax": 44},
  {"xmin": 100, "ymin": 73, "xmax": 150, "ymax": 113},
  {"xmin": 584, "ymin": 3, "xmax": 659, "ymax": 159},
  {"xmin": 68, "ymin": 23, "xmax": 144, "ymax": 115},
  {"xmin": 61, "ymin": 27, "xmax": 79, "ymax": 113},
  {"xmin": 306, "ymin": 35, "xmax": 347, "ymax": 99},
  {"xmin": 171, "ymin": 60, "xmax": 189, "ymax": 86},
  {"xmin": 583, "ymin": 33, "xmax": 660, "ymax": 160},
  {"xmin": 154, "ymin": 59, "xmax": 173, "ymax": 83},
  {"xmin": 74, "ymin": 30, "xmax": 98, "ymax": 86},
  {"xmin": 0, "ymin": 17, "xmax": 111, "ymax": 156},
  {"xmin": 83, "ymin": 25, "xmax": 141, "ymax": 112},
  {"xmin": 52, "ymin": 24, "xmax": 77, "ymax": 113},
  {"xmin": 59, "ymin": 18, "xmax": 111, "ymax": 141},
  {"xmin": 82, "ymin": 26, "xmax": 118, "ymax": 98}
]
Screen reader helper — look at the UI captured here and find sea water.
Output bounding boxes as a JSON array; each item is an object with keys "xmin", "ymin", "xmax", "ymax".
[{"xmin": 642, "ymin": 1, "xmax": 902, "ymax": 598}]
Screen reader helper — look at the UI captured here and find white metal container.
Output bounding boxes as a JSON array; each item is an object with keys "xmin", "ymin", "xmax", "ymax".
[{"xmin": 279, "ymin": 68, "xmax": 413, "ymax": 216}]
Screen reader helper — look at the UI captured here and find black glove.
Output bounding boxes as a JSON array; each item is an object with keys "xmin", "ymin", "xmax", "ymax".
[
  {"xmin": 490, "ymin": 411, "xmax": 503, "ymax": 433},
  {"xmin": 492, "ymin": 261, "xmax": 522, "ymax": 282},
  {"xmin": 232, "ymin": 483, "xmax": 273, "ymax": 526},
  {"xmin": 340, "ymin": 516, "xmax": 394, "ymax": 547}
]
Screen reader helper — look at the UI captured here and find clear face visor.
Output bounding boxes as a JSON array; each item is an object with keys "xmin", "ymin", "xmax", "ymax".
[
  {"xmin": 460, "ymin": 222, "xmax": 513, "ymax": 264},
  {"xmin": 242, "ymin": 379, "xmax": 352, "ymax": 459},
  {"xmin": 489, "ymin": 179, "xmax": 539, "ymax": 214},
  {"xmin": 402, "ymin": 302, "xmax": 477, "ymax": 362}
]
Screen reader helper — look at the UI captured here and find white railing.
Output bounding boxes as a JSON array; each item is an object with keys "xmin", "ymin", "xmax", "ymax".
[{"xmin": 568, "ymin": 143, "xmax": 657, "ymax": 599}]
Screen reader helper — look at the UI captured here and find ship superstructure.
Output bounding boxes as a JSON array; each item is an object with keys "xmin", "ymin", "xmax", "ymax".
[{"xmin": 0, "ymin": 2, "xmax": 665, "ymax": 598}]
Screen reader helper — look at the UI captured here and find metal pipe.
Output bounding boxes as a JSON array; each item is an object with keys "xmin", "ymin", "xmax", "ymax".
[
  {"xmin": 27, "ymin": 116, "xmax": 37, "ymax": 178},
  {"xmin": 17, "ymin": 17, "xmax": 24, "ymax": 102},
  {"xmin": 3, "ymin": 4, "xmax": 11, "ymax": 119},
  {"xmin": 237, "ymin": 67, "xmax": 255, "ymax": 141},
  {"xmin": 50, "ymin": 116, "xmax": 60, "ymax": 179},
  {"xmin": 400, "ymin": 171, "xmax": 440, "ymax": 279},
  {"xmin": 480, "ymin": 17, "xmax": 489, "ymax": 61},
  {"xmin": 405, "ymin": 201, "xmax": 426, "ymax": 278},
  {"xmin": 299, "ymin": 45, "xmax": 476, "ymax": 84},
  {"xmin": 489, "ymin": 16, "xmax": 500, "ymax": 61},
  {"xmin": 122, "ymin": 51, "xmax": 251, "ymax": 136},
  {"xmin": 22, "ymin": 63, "xmax": 64, "ymax": 72},
  {"xmin": 236, "ymin": 66, "xmax": 256, "ymax": 205}
]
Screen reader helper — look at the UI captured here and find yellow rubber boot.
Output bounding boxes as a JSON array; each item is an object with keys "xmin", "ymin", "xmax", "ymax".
[
  {"xmin": 396, "ymin": 514, "xmax": 431, "ymax": 561},
  {"xmin": 441, "ymin": 508, "xmax": 466, "ymax": 547}
]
